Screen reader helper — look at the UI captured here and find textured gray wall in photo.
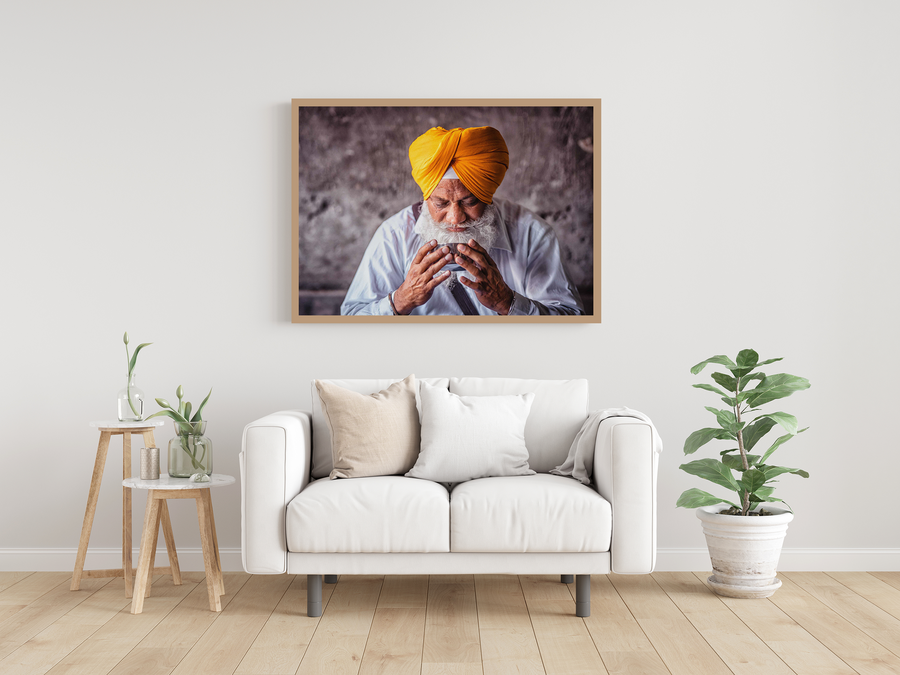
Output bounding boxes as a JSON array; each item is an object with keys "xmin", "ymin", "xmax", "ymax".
[{"xmin": 296, "ymin": 106, "xmax": 595, "ymax": 315}]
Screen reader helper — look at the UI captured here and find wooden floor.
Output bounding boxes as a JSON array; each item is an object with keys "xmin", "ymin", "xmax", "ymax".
[{"xmin": 1, "ymin": 571, "xmax": 900, "ymax": 675}]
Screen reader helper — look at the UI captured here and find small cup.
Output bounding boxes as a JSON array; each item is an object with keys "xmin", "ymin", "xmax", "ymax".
[{"xmin": 140, "ymin": 446, "xmax": 160, "ymax": 480}]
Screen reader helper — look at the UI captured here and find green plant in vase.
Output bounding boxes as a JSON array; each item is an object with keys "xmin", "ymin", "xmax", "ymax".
[
  {"xmin": 117, "ymin": 332, "xmax": 151, "ymax": 421},
  {"xmin": 147, "ymin": 385, "xmax": 213, "ymax": 477}
]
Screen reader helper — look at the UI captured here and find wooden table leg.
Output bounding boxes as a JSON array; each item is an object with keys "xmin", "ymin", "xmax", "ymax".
[
  {"xmin": 71, "ymin": 431, "xmax": 111, "ymax": 591},
  {"xmin": 195, "ymin": 490, "xmax": 222, "ymax": 612},
  {"xmin": 122, "ymin": 432, "xmax": 133, "ymax": 598},
  {"xmin": 131, "ymin": 492, "xmax": 161, "ymax": 614},
  {"xmin": 203, "ymin": 489, "xmax": 225, "ymax": 596},
  {"xmin": 159, "ymin": 501, "xmax": 182, "ymax": 585}
]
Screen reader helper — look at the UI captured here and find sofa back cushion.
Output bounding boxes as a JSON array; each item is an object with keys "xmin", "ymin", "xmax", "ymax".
[
  {"xmin": 310, "ymin": 378, "xmax": 449, "ymax": 478},
  {"xmin": 449, "ymin": 378, "xmax": 589, "ymax": 473}
]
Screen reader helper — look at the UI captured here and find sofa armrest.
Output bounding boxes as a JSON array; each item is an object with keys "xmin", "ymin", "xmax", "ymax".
[
  {"xmin": 240, "ymin": 410, "xmax": 312, "ymax": 574},
  {"xmin": 592, "ymin": 417, "xmax": 659, "ymax": 574}
]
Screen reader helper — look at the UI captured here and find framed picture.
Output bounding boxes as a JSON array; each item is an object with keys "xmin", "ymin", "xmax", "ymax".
[{"xmin": 292, "ymin": 99, "xmax": 600, "ymax": 323}]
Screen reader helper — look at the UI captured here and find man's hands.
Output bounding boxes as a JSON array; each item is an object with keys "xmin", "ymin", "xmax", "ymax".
[
  {"xmin": 456, "ymin": 240, "xmax": 515, "ymax": 315},
  {"xmin": 392, "ymin": 240, "xmax": 453, "ymax": 315}
]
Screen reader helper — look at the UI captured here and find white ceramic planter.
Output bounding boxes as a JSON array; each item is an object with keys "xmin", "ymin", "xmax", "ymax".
[{"xmin": 697, "ymin": 504, "xmax": 793, "ymax": 599}]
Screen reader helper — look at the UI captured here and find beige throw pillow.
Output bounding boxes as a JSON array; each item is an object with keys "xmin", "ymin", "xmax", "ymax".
[{"xmin": 316, "ymin": 374, "xmax": 421, "ymax": 479}]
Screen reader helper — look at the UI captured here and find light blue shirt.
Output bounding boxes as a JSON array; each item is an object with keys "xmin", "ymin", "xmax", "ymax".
[{"xmin": 341, "ymin": 199, "xmax": 585, "ymax": 316}]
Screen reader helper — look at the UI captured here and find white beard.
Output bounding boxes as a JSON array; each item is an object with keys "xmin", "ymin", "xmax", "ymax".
[{"xmin": 414, "ymin": 202, "xmax": 500, "ymax": 251}]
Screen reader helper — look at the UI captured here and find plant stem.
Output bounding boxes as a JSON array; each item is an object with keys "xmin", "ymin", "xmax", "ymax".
[
  {"xmin": 124, "ymin": 343, "xmax": 140, "ymax": 418},
  {"xmin": 734, "ymin": 376, "xmax": 750, "ymax": 515}
]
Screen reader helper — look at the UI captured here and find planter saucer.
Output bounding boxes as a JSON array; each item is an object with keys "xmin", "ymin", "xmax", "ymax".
[{"xmin": 707, "ymin": 575, "xmax": 782, "ymax": 599}]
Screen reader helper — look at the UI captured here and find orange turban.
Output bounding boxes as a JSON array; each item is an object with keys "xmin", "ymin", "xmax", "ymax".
[{"xmin": 409, "ymin": 126, "xmax": 509, "ymax": 204}]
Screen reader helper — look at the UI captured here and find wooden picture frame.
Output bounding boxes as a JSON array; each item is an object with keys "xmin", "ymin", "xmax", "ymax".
[{"xmin": 291, "ymin": 99, "xmax": 600, "ymax": 322}]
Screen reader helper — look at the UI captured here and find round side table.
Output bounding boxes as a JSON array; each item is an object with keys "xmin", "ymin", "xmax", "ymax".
[
  {"xmin": 124, "ymin": 473, "xmax": 235, "ymax": 614},
  {"xmin": 72, "ymin": 420, "xmax": 166, "ymax": 597}
]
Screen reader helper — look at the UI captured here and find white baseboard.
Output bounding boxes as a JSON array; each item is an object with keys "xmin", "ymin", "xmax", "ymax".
[
  {"xmin": 657, "ymin": 548, "xmax": 900, "ymax": 572},
  {"xmin": 0, "ymin": 548, "xmax": 245, "ymax": 573},
  {"xmin": 2, "ymin": 548, "xmax": 899, "ymax": 573}
]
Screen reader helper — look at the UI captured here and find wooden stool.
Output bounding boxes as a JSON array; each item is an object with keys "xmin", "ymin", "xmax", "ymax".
[
  {"xmin": 71, "ymin": 421, "xmax": 179, "ymax": 597},
  {"xmin": 125, "ymin": 474, "xmax": 235, "ymax": 614}
]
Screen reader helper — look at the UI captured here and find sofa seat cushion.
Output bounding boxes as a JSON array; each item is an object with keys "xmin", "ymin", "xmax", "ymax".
[
  {"xmin": 286, "ymin": 476, "xmax": 450, "ymax": 553},
  {"xmin": 450, "ymin": 474, "xmax": 612, "ymax": 553}
]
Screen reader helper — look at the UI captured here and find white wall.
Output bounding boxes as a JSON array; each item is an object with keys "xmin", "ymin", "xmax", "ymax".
[{"xmin": 2, "ymin": 1, "xmax": 898, "ymax": 571}]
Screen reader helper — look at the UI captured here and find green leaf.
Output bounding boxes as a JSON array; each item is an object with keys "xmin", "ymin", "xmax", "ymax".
[
  {"xmin": 742, "ymin": 417, "xmax": 777, "ymax": 451},
  {"xmin": 711, "ymin": 372, "xmax": 738, "ymax": 392},
  {"xmin": 756, "ymin": 357, "xmax": 784, "ymax": 368},
  {"xmin": 760, "ymin": 412, "xmax": 799, "ymax": 435},
  {"xmin": 155, "ymin": 398, "xmax": 173, "ymax": 410},
  {"xmin": 744, "ymin": 373, "xmax": 811, "ymax": 408},
  {"xmin": 679, "ymin": 458, "xmax": 741, "ymax": 493},
  {"xmin": 705, "ymin": 406, "xmax": 742, "ymax": 434},
  {"xmin": 693, "ymin": 383, "xmax": 728, "ymax": 397},
  {"xmin": 128, "ymin": 342, "xmax": 151, "ymax": 375},
  {"xmin": 738, "ymin": 468, "xmax": 767, "ymax": 495},
  {"xmin": 191, "ymin": 388, "xmax": 213, "ymax": 422},
  {"xmin": 684, "ymin": 428, "xmax": 734, "ymax": 455},
  {"xmin": 676, "ymin": 488, "xmax": 739, "ymax": 509},
  {"xmin": 736, "ymin": 349, "xmax": 759, "ymax": 370},
  {"xmin": 145, "ymin": 408, "xmax": 190, "ymax": 424},
  {"xmin": 759, "ymin": 432, "xmax": 796, "ymax": 464},
  {"xmin": 184, "ymin": 402, "xmax": 192, "ymax": 422},
  {"xmin": 738, "ymin": 372, "xmax": 765, "ymax": 391},
  {"xmin": 762, "ymin": 465, "xmax": 810, "ymax": 480},
  {"xmin": 690, "ymin": 355, "xmax": 737, "ymax": 375},
  {"xmin": 732, "ymin": 349, "xmax": 759, "ymax": 377},
  {"xmin": 721, "ymin": 453, "xmax": 761, "ymax": 471}
]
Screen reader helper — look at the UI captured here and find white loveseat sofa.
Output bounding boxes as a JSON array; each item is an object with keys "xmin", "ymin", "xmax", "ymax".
[{"xmin": 240, "ymin": 377, "xmax": 659, "ymax": 617}]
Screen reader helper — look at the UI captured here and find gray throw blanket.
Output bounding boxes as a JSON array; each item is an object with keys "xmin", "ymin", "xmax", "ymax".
[{"xmin": 551, "ymin": 407, "xmax": 664, "ymax": 485}]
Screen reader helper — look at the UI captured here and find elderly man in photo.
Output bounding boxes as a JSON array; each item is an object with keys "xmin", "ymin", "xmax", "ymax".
[{"xmin": 341, "ymin": 125, "xmax": 586, "ymax": 316}]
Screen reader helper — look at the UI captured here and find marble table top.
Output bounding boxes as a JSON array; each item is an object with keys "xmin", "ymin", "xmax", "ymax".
[
  {"xmin": 91, "ymin": 420, "xmax": 165, "ymax": 429},
  {"xmin": 123, "ymin": 474, "xmax": 235, "ymax": 490}
]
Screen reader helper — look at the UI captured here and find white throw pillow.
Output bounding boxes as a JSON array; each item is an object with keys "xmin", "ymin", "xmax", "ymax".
[
  {"xmin": 407, "ymin": 381, "xmax": 535, "ymax": 483},
  {"xmin": 316, "ymin": 374, "xmax": 420, "ymax": 480}
]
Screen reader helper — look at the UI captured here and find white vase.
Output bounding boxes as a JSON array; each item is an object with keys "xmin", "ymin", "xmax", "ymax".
[{"xmin": 697, "ymin": 504, "xmax": 793, "ymax": 599}]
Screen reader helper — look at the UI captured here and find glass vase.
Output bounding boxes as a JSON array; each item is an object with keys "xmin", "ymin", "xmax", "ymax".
[
  {"xmin": 117, "ymin": 372, "xmax": 145, "ymax": 422},
  {"xmin": 167, "ymin": 420, "xmax": 213, "ymax": 478}
]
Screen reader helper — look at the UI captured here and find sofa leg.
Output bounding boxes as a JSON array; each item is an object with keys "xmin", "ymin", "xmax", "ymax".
[
  {"xmin": 575, "ymin": 574, "xmax": 590, "ymax": 617},
  {"xmin": 560, "ymin": 574, "xmax": 574, "ymax": 584},
  {"xmin": 307, "ymin": 574, "xmax": 322, "ymax": 617},
  {"xmin": 324, "ymin": 575, "xmax": 338, "ymax": 584}
]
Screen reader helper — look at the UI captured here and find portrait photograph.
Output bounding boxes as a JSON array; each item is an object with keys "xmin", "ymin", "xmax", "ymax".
[{"xmin": 291, "ymin": 99, "xmax": 600, "ymax": 323}]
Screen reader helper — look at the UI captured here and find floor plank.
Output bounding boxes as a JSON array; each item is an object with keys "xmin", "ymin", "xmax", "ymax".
[
  {"xmin": 784, "ymin": 572, "xmax": 900, "ymax": 658},
  {"xmin": 871, "ymin": 572, "xmax": 900, "ymax": 593},
  {"xmin": 609, "ymin": 573, "xmax": 731, "ymax": 675},
  {"xmin": 573, "ymin": 574, "xmax": 670, "ymax": 675},
  {"xmin": 475, "ymin": 575, "xmax": 544, "ymax": 675},
  {"xmin": 520, "ymin": 575, "xmax": 608, "ymax": 675},
  {"xmin": 769, "ymin": 574, "xmax": 900, "ymax": 674},
  {"xmin": 108, "ymin": 571, "xmax": 251, "ymax": 675},
  {"xmin": 828, "ymin": 572, "xmax": 900, "ymax": 622},
  {"xmin": 0, "ymin": 572, "xmax": 34, "ymax": 594},
  {"xmin": 44, "ymin": 574, "xmax": 201, "ymax": 675},
  {"xmin": 0, "ymin": 577, "xmax": 112, "ymax": 662},
  {"xmin": 170, "ymin": 573, "xmax": 294, "ymax": 675},
  {"xmin": 0, "ymin": 577, "xmax": 132, "ymax": 675},
  {"xmin": 692, "ymin": 573, "xmax": 855, "ymax": 675},
  {"xmin": 235, "ymin": 574, "xmax": 335, "ymax": 675},
  {"xmin": 655, "ymin": 572, "xmax": 794, "ymax": 675},
  {"xmin": 296, "ymin": 575, "xmax": 383, "ymax": 675},
  {"xmin": 422, "ymin": 576, "xmax": 483, "ymax": 675}
]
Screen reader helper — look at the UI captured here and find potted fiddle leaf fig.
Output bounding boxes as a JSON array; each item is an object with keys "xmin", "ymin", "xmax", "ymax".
[{"xmin": 677, "ymin": 349, "xmax": 810, "ymax": 598}]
